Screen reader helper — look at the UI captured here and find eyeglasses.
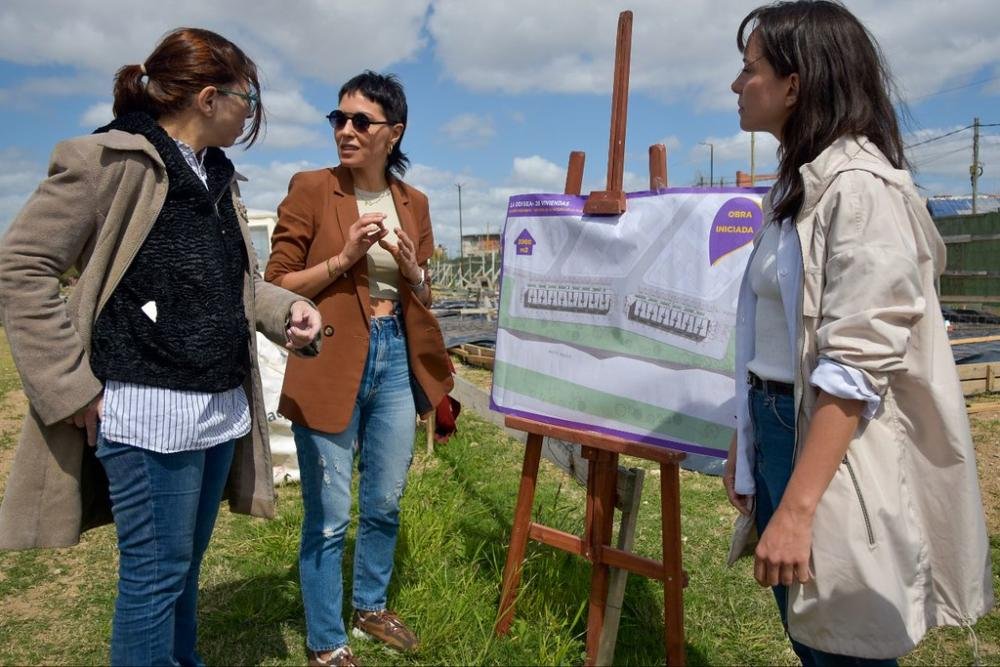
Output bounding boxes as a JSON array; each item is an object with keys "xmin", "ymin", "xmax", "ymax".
[
  {"xmin": 326, "ymin": 110, "xmax": 392, "ymax": 133},
  {"xmin": 217, "ymin": 88, "xmax": 259, "ymax": 115}
]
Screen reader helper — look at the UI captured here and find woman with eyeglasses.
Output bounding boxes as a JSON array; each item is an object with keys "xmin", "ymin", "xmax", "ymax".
[
  {"xmin": 0, "ymin": 27, "xmax": 322, "ymax": 666},
  {"xmin": 266, "ymin": 70, "xmax": 452, "ymax": 667},
  {"xmin": 722, "ymin": 1, "xmax": 992, "ymax": 663}
]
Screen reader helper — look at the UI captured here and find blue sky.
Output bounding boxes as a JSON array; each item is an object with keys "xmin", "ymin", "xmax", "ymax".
[{"xmin": 1, "ymin": 0, "xmax": 998, "ymax": 254}]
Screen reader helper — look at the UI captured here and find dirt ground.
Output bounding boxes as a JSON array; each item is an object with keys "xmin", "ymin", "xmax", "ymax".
[
  {"xmin": 0, "ymin": 388, "xmax": 27, "ymax": 487},
  {"xmin": 970, "ymin": 407, "xmax": 1000, "ymax": 535}
]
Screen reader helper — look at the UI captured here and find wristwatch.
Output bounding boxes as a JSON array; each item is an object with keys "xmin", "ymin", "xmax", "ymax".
[{"xmin": 408, "ymin": 268, "xmax": 426, "ymax": 288}]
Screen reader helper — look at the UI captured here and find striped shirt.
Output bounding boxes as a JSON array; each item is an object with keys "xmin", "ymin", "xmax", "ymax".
[{"xmin": 98, "ymin": 138, "xmax": 252, "ymax": 453}]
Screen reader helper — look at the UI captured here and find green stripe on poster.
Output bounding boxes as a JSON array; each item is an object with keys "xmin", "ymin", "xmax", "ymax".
[{"xmin": 493, "ymin": 360, "xmax": 731, "ymax": 451}]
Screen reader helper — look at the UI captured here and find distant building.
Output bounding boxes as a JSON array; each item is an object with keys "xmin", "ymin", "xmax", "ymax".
[
  {"xmin": 461, "ymin": 232, "xmax": 501, "ymax": 257},
  {"xmin": 926, "ymin": 194, "xmax": 1000, "ymax": 218}
]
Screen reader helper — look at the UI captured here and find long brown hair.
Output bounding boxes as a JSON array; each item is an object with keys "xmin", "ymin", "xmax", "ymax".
[
  {"xmin": 738, "ymin": 1, "xmax": 907, "ymax": 220},
  {"xmin": 112, "ymin": 27, "xmax": 265, "ymax": 146}
]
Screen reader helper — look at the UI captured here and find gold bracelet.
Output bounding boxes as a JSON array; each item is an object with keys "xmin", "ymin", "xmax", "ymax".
[{"xmin": 327, "ymin": 255, "xmax": 340, "ymax": 280}]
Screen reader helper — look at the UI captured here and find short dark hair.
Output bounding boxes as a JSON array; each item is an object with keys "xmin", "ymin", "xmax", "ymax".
[
  {"xmin": 112, "ymin": 27, "xmax": 265, "ymax": 146},
  {"xmin": 339, "ymin": 71, "xmax": 410, "ymax": 180},
  {"xmin": 738, "ymin": 1, "xmax": 907, "ymax": 220}
]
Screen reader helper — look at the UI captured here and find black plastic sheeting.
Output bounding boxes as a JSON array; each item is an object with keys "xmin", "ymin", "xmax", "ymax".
[{"xmin": 952, "ymin": 333, "xmax": 1000, "ymax": 364}]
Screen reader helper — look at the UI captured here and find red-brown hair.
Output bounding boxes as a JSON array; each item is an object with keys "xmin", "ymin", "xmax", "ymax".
[{"xmin": 112, "ymin": 27, "xmax": 265, "ymax": 146}]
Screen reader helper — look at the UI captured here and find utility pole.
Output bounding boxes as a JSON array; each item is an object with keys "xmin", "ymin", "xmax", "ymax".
[
  {"xmin": 700, "ymin": 142, "xmax": 714, "ymax": 187},
  {"xmin": 971, "ymin": 117, "xmax": 982, "ymax": 215},
  {"xmin": 456, "ymin": 183, "xmax": 465, "ymax": 279},
  {"xmin": 750, "ymin": 132, "xmax": 756, "ymax": 185}
]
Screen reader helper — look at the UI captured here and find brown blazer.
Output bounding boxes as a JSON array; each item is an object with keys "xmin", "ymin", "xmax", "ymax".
[
  {"xmin": 0, "ymin": 131, "xmax": 312, "ymax": 549},
  {"xmin": 266, "ymin": 166, "xmax": 453, "ymax": 433}
]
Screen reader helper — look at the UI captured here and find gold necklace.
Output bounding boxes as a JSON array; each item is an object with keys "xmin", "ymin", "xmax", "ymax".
[{"xmin": 358, "ymin": 189, "xmax": 391, "ymax": 208}]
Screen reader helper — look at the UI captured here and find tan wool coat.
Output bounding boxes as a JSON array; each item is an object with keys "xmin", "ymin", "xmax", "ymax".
[
  {"xmin": 730, "ymin": 136, "xmax": 994, "ymax": 658},
  {"xmin": 0, "ymin": 130, "xmax": 312, "ymax": 550}
]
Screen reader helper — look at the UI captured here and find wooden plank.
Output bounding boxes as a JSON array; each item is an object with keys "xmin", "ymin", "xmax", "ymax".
[
  {"xmin": 950, "ymin": 335, "xmax": 1000, "ymax": 346},
  {"xmin": 957, "ymin": 364, "xmax": 992, "ymax": 381},
  {"xmin": 661, "ymin": 461, "xmax": 686, "ymax": 666},
  {"xmin": 968, "ymin": 402, "xmax": 1000, "ymax": 414},
  {"xmin": 504, "ymin": 415, "xmax": 686, "ymax": 465},
  {"xmin": 583, "ymin": 10, "xmax": 631, "ymax": 217},
  {"xmin": 941, "ymin": 295, "xmax": 1000, "ymax": 304},
  {"xmin": 597, "ymin": 467, "xmax": 645, "ymax": 666},
  {"xmin": 461, "ymin": 343, "xmax": 495, "ymax": 357},
  {"xmin": 963, "ymin": 379, "xmax": 988, "ymax": 396},
  {"xmin": 565, "ymin": 151, "xmax": 586, "ymax": 196},
  {"xmin": 464, "ymin": 354, "xmax": 495, "ymax": 370},
  {"xmin": 941, "ymin": 232, "xmax": 1000, "ymax": 243},
  {"xmin": 599, "ymin": 544, "xmax": 666, "ymax": 582},
  {"xmin": 649, "ymin": 144, "xmax": 668, "ymax": 190},
  {"xmin": 529, "ymin": 523, "xmax": 585, "ymax": 555},
  {"xmin": 495, "ymin": 432, "xmax": 544, "ymax": 636}
]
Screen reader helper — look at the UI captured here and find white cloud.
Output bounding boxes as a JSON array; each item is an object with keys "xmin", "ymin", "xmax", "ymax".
[
  {"xmin": 231, "ymin": 159, "xmax": 318, "ymax": 212},
  {"xmin": 439, "ymin": 113, "xmax": 496, "ymax": 148},
  {"xmin": 261, "ymin": 88, "xmax": 325, "ymax": 126},
  {"xmin": 510, "ymin": 155, "xmax": 565, "ymax": 190},
  {"xmin": 0, "ymin": 148, "xmax": 46, "ymax": 233},
  {"xmin": 0, "ymin": 0, "xmax": 430, "ymax": 114},
  {"xmin": 80, "ymin": 102, "xmax": 113, "ymax": 127},
  {"xmin": 256, "ymin": 124, "xmax": 327, "ymax": 150},
  {"xmin": 428, "ymin": 0, "xmax": 1000, "ymax": 109}
]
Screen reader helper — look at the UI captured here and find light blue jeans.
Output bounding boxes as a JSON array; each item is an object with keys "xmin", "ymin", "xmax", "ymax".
[
  {"xmin": 294, "ymin": 313, "xmax": 416, "ymax": 652},
  {"xmin": 750, "ymin": 386, "xmax": 898, "ymax": 667},
  {"xmin": 96, "ymin": 434, "xmax": 235, "ymax": 667}
]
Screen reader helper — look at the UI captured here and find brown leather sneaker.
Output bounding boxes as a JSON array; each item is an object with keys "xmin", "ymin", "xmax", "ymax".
[
  {"xmin": 307, "ymin": 646, "xmax": 361, "ymax": 666},
  {"xmin": 351, "ymin": 609, "xmax": 419, "ymax": 653}
]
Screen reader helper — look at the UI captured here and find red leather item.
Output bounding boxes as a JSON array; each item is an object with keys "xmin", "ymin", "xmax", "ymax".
[{"xmin": 434, "ymin": 394, "xmax": 461, "ymax": 443}]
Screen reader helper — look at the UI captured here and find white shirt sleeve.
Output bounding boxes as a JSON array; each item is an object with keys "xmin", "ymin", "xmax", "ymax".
[{"xmin": 810, "ymin": 358, "xmax": 881, "ymax": 420}]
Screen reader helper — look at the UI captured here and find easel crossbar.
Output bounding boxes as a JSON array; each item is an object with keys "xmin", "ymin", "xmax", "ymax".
[{"xmin": 529, "ymin": 522, "xmax": 689, "ymax": 585}]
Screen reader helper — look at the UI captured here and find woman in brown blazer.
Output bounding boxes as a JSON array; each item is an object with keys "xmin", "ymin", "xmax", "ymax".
[{"xmin": 265, "ymin": 71, "xmax": 452, "ymax": 667}]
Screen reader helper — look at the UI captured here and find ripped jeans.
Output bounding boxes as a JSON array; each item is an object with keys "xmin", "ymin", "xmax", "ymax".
[{"xmin": 293, "ymin": 313, "xmax": 416, "ymax": 652}]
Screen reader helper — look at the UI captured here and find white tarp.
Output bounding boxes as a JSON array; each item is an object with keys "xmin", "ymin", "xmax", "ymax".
[{"xmin": 256, "ymin": 332, "xmax": 299, "ymax": 485}]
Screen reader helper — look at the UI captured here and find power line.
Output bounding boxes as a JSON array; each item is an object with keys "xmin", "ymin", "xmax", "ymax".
[
  {"xmin": 905, "ymin": 125, "xmax": 973, "ymax": 149},
  {"xmin": 904, "ymin": 122, "xmax": 1000, "ymax": 150},
  {"xmin": 912, "ymin": 146, "xmax": 968, "ymax": 167},
  {"xmin": 907, "ymin": 73, "xmax": 1000, "ymax": 102}
]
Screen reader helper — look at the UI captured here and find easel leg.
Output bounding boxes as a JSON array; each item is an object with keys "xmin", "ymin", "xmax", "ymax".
[
  {"xmin": 661, "ymin": 461, "xmax": 685, "ymax": 666},
  {"xmin": 495, "ymin": 432, "xmax": 544, "ymax": 635},
  {"xmin": 597, "ymin": 467, "xmax": 645, "ymax": 666},
  {"xmin": 585, "ymin": 452, "xmax": 618, "ymax": 665},
  {"xmin": 426, "ymin": 412, "xmax": 435, "ymax": 456}
]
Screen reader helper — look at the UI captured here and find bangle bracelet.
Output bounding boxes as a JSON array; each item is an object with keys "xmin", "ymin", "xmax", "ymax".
[
  {"xmin": 327, "ymin": 255, "xmax": 340, "ymax": 280},
  {"xmin": 408, "ymin": 268, "xmax": 425, "ymax": 289}
]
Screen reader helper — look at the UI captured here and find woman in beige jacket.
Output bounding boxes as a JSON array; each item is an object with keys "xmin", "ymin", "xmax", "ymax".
[
  {"xmin": 722, "ymin": 1, "xmax": 993, "ymax": 662},
  {"xmin": 0, "ymin": 28, "xmax": 320, "ymax": 666}
]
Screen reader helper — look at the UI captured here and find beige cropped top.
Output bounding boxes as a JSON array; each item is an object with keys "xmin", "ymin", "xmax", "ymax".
[{"xmin": 356, "ymin": 187, "xmax": 401, "ymax": 300}]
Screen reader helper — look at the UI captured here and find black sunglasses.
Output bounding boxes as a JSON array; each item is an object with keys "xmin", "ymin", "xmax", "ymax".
[{"xmin": 326, "ymin": 110, "xmax": 392, "ymax": 133}]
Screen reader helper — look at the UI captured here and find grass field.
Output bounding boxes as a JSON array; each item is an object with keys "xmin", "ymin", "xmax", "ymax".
[{"xmin": 0, "ymin": 333, "xmax": 997, "ymax": 665}]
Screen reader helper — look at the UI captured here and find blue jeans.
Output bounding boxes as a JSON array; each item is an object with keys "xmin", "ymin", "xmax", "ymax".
[
  {"xmin": 294, "ymin": 313, "xmax": 416, "ymax": 652},
  {"xmin": 96, "ymin": 435, "xmax": 235, "ymax": 667},
  {"xmin": 750, "ymin": 386, "xmax": 898, "ymax": 667}
]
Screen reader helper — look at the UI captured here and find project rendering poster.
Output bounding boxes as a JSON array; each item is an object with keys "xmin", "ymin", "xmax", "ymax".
[{"xmin": 491, "ymin": 188, "xmax": 768, "ymax": 458}]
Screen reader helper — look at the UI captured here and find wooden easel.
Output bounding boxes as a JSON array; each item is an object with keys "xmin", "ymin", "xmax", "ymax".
[{"xmin": 493, "ymin": 11, "xmax": 688, "ymax": 666}]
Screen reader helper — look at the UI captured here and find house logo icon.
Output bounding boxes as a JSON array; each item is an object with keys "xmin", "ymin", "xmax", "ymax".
[{"xmin": 515, "ymin": 229, "xmax": 536, "ymax": 256}]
